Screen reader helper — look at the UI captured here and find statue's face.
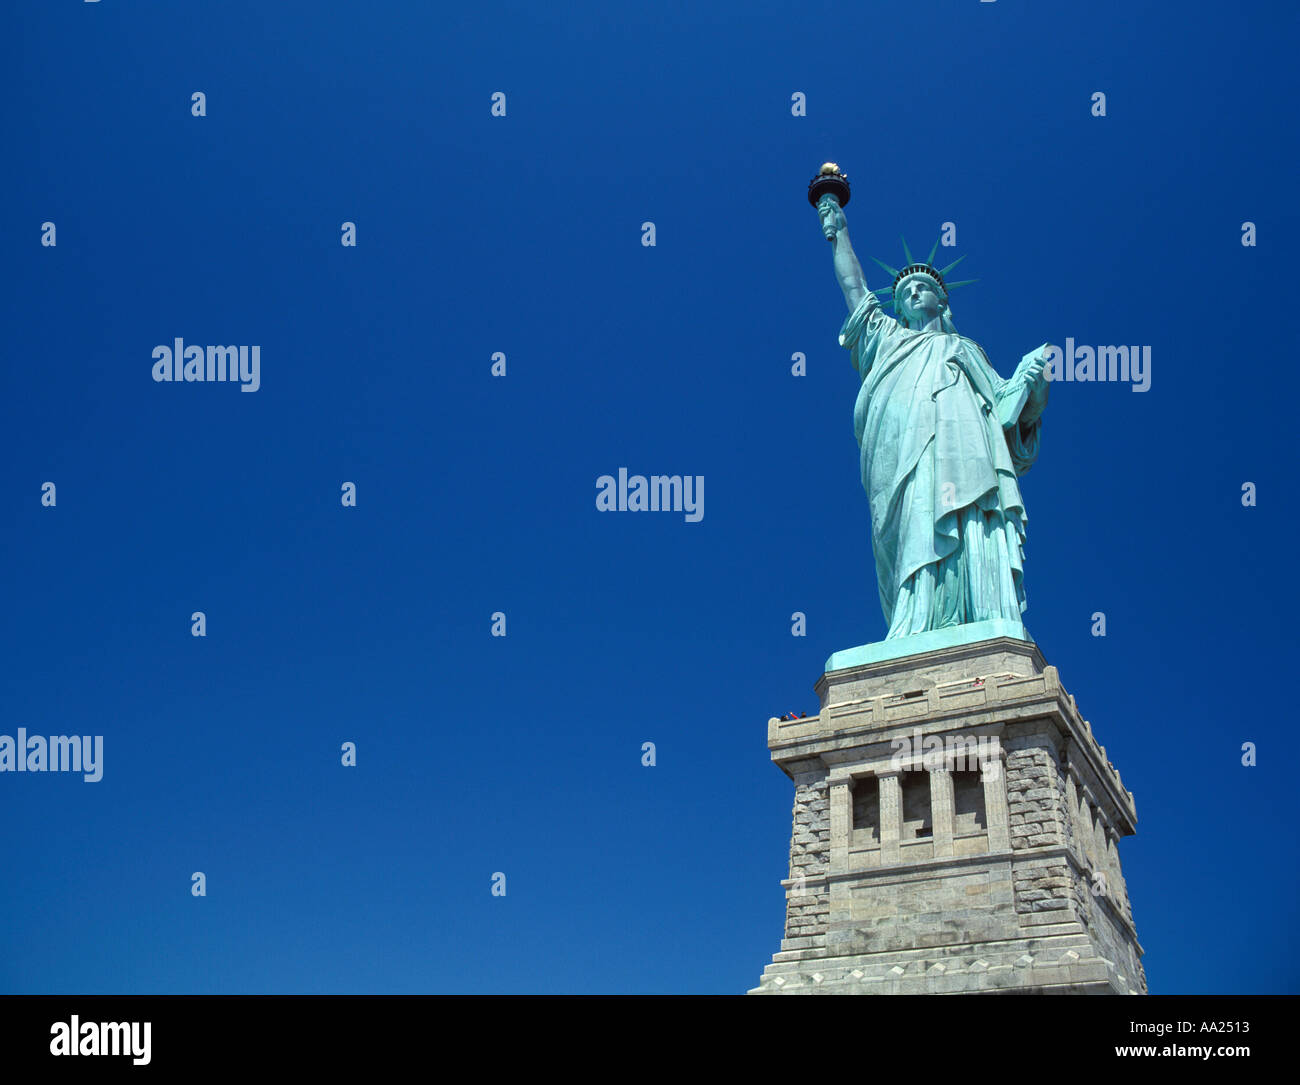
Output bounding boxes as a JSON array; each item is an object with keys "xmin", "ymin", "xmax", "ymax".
[{"xmin": 897, "ymin": 275, "xmax": 945, "ymax": 326}]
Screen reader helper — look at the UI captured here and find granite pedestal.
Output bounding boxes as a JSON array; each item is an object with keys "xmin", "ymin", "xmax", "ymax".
[{"xmin": 750, "ymin": 634, "xmax": 1147, "ymax": 995}]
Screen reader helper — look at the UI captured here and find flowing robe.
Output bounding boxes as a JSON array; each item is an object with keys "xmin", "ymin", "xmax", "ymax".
[{"xmin": 838, "ymin": 291, "xmax": 1043, "ymax": 638}]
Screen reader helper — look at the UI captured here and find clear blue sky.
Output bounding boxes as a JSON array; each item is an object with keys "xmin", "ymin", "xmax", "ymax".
[{"xmin": 2, "ymin": 0, "xmax": 1295, "ymax": 994}]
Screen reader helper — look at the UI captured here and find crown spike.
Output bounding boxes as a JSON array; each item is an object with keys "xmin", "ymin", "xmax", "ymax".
[
  {"xmin": 937, "ymin": 254, "xmax": 967, "ymax": 277},
  {"xmin": 900, "ymin": 236, "xmax": 914, "ymax": 266},
  {"xmin": 870, "ymin": 257, "xmax": 901, "ymax": 279},
  {"xmin": 926, "ymin": 238, "xmax": 941, "ymax": 266},
  {"xmin": 944, "ymin": 278, "xmax": 978, "ymax": 289}
]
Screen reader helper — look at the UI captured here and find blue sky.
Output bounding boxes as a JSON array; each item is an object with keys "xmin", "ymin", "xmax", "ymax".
[{"xmin": 2, "ymin": 0, "xmax": 1295, "ymax": 994}]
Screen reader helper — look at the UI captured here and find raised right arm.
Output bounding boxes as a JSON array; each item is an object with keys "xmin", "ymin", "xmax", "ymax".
[{"xmin": 817, "ymin": 195, "xmax": 867, "ymax": 312}]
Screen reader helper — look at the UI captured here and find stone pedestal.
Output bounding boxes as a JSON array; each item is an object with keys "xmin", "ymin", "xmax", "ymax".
[{"xmin": 749, "ymin": 636, "xmax": 1147, "ymax": 995}]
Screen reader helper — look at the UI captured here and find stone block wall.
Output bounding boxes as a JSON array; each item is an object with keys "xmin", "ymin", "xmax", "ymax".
[
  {"xmin": 1004, "ymin": 733, "xmax": 1071, "ymax": 852},
  {"xmin": 754, "ymin": 639, "xmax": 1146, "ymax": 994},
  {"xmin": 783, "ymin": 770, "xmax": 829, "ymax": 951}
]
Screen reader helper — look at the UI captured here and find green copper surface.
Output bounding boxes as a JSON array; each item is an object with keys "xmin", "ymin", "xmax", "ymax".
[
  {"xmin": 815, "ymin": 190, "xmax": 1051, "ymax": 643},
  {"xmin": 824, "ymin": 619, "xmax": 1033, "ymax": 674}
]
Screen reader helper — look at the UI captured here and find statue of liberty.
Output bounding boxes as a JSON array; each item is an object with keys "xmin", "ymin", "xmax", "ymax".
[{"xmin": 811, "ymin": 165, "xmax": 1050, "ymax": 640}]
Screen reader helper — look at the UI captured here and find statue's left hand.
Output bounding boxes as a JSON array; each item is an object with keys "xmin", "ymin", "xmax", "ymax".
[{"xmin": 1021, "ymin": 347, "xmax": 1050, "ymax": 422}]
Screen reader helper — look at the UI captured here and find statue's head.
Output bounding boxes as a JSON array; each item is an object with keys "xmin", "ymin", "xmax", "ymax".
[
  {"xmin": 870, "ymin": 240, "xmax": 976, "ymax": 333},
  {"xmin": 894, "ymin": 272, "xmax": 948, "ymax": 330}
]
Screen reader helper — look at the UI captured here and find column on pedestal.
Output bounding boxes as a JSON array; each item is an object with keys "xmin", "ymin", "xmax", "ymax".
[
  {"xmin": 1064, "ymin": 771, "xmax": 1081, "ymax": 857},
  {"xmin": 828, "ymin": 778, "xmax": 852, "ymax": 873},
  {"xmin": 930, "ymin": 766, "xmax": 954, "ymax": 858},
  {"xmin": 1077, "ymin": 790, "xmax": 1098, "ymax": 870},
  {"xmin": 1104, "ymin": 830, "xmax": 1132, "ymax": 920},
  {"xmin": 878, "ymin": 770, "xmax": 902, "ymax": 864},
  {"xmin": 981, "ymin": 751, "xmax": 1010, "ymax": 851},
  {"xmin": 827, "ymin": 777, "xmax": 854, "ymax": 937}
]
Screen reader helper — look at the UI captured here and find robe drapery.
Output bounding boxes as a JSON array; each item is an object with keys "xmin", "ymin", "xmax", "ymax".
[{"xmin": 838, "ymin": 290, "xmax": 1043, "ymax": 638}]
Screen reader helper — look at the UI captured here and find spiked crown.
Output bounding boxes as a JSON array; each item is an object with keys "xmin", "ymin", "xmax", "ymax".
[{"xmin": 870, "ymin": 236, "xmax": 978, "ymax": 314}]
